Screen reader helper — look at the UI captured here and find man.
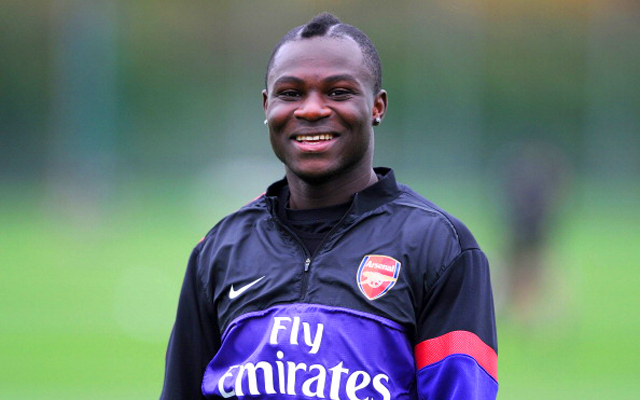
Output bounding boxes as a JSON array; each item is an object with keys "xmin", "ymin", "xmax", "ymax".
[{"xmin": 161, "ymin": 13, "xmax": 498, "ymax": 400}]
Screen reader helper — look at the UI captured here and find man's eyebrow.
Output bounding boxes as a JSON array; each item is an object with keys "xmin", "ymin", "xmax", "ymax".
[
  {"xmin": 272, "ymin": 74, "xmax": 360, "ymax": 86},
  {"xmin": 323, "ymin": 74, "xmax": 359, "ymax": 84},
  {"xmin": 272, "ymin": 76, "xmax": 305, "ymax": 86}
]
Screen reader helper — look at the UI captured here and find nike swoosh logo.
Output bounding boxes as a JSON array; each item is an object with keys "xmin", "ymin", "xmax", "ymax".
[{"xmin": 229, "ymin": 276, "xmax": 265, "ymax": 299}]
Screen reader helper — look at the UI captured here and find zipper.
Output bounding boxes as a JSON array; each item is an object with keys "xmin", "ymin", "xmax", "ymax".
[
  {"xmin": 272, "ymin": 196, "xmax": 358, "ymax": 300},
  {"xmin": 300, "ymin": 257, "xmax": 312, "ymax": 299},
  {"xmin": 272, "ymin": 219, "xmax": 313, "ymax": 299},
  {"xmin": 304, "ymin": 258, "xmax": 311, "ymax": 271}
]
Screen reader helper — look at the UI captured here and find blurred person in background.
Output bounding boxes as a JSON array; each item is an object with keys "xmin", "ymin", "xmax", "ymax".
[
  {"xmin": 501, "ymin": 139, "xmax": 570, "ymax": 323},
  {"xmin": 160, "ymin": 13, "xmax": 497, "ymax": 400}
]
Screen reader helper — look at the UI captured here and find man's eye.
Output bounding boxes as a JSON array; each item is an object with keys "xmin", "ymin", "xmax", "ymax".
[
  {"xmin": 278, "ymin": 90, "xmax": 300, "ymax": 99},
  {"xmin": 329, "ymin": 89, "xmax": 352, "ymax": 98}
]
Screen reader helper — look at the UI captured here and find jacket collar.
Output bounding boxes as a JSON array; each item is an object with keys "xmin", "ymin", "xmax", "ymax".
[{"xmin": 264, "ymin": 167, "xmax": 401, "ymax": 218}]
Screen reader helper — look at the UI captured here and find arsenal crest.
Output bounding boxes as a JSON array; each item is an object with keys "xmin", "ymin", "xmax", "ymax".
[{"xmin": 356, "ymin": 255, "xmax": 401, "ymax": 300}]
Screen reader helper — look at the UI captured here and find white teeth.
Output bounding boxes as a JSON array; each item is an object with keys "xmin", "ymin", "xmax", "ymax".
[{"xmin": 296, "ymin": 134, "xmax": 334, "ymax": 142}]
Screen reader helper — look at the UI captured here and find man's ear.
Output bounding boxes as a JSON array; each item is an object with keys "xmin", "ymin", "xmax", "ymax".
[
  {"xmin": 373, "ymin": 90, "xmax": 388, "ymax": 122},
  {"xmin": 262, "ymin": 89, "xmax": 269, "ymax": 114}
]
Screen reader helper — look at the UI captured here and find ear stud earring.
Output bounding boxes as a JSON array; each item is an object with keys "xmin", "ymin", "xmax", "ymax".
[{"xmin": 373, "ymin": 117, "xmax": 381, "ymax": 126}]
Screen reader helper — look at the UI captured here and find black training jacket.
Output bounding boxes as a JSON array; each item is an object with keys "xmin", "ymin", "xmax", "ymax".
[{"xmin": 160, "ymin": 167, "xmax": 498, "ymax": 400}]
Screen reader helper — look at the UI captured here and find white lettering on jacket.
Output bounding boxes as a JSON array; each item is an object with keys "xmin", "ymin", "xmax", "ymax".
[
  {"xmin": 218, "ymin": 352, "xmax": 391, "ymax": 400},
  {"xmin": 269, "ymin": 316, "xmax": 324, "ymax": 354},
  {"xmin": 364, "ymin": 260, "xmax": 396, "ymax": 272},
  {"xmin": 218, "ymin": 316, "xmax": 392, "ymax": 399}
]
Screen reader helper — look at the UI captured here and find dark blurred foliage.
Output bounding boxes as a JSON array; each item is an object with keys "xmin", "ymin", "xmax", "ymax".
[{"xmin": 1, "ymin": 0, "xmax": 638, "ymax": 186}]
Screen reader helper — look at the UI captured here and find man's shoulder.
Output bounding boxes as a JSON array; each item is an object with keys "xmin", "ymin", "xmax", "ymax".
[
  {"xmin": 197, "ymin": 194, "xmax": 271, "ymax": 248},
  {"xmin": 393, "ymin": 183, "xmax": 480, "ymax": 252}
]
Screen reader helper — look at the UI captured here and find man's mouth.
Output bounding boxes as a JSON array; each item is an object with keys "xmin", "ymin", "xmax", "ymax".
[{"xmin": 295, "ymin": 133, "xmax": 335, "ymax": 143}]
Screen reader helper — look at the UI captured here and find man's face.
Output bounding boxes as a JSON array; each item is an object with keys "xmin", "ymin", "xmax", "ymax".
[{"xmin": 263, "ymin": 37, "xmax": 386, "ymax": 184}]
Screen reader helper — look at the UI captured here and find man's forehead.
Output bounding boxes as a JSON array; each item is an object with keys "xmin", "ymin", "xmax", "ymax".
[{"xmin": 268, "ymin": 37, "xmax": 370, "ymax": 85}]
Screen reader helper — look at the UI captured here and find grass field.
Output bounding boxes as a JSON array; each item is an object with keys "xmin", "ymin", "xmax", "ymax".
[{"xmin": 1, "ymin": 177, "xmax": 639, "ymax": 399}]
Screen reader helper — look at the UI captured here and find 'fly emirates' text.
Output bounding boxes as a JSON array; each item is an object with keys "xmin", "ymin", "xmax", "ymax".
[{"xmin": 216, "ymin": 316, "xmax": 392, "ymax": 399}]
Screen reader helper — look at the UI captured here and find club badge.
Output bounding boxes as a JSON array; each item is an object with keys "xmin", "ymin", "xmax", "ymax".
[{"xmin": 356, "ymin": 254, "xmax": 401, "ymax": 300}]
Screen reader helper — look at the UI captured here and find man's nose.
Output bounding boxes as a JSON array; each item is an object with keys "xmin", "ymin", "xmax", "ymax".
[{"xmin": 293, "ymin": 93, "xmax": 331, "ymax": 121}]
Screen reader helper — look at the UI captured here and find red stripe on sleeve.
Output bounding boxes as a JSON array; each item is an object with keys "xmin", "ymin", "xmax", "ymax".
[{"xmin": 414, "ymin": 330, "xmax": 498, "ymax": 381}]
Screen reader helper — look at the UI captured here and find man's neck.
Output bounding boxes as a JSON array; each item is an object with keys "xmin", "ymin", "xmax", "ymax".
[{"xmin": 286, "ymin": 169, "xmax": 378, "ymax": 210}]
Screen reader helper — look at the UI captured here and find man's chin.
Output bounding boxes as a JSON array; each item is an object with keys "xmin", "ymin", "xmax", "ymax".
[
  {"xmin": 295, "ymin": 171, "xmax": 334, "ymax": 185},
  {"xmin": 286, "ymin": 165, "xmax": 336, "ymax": 185}
]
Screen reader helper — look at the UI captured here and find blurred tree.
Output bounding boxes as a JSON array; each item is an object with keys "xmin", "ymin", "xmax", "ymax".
[
  {"xmin": 47, "ymin": 0, "xmax": 118, "ymax": 224},
  {"xmin": 584, "ymin": 0, "xmax": 640, "ymax": 182}
]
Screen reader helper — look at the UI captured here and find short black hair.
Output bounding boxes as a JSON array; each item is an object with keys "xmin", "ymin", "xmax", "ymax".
[{"xmin": 265, "ymin": 13, "xmax": 382, "ymax": 94}]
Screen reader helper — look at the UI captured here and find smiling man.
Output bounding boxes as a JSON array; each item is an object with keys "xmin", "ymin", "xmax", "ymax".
[
  {"xmin": 160, "ymin": 13, "xmax": 498, "ymax": 400},
  {"xmin": 264, "ymin": 33, "xmax": 385, "ymax": 206}
]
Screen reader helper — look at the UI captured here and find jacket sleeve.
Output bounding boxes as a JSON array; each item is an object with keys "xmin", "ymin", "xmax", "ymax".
[
  {"xmin": 415, "ymin": 248, "xmax": 498, "ymax": 400},
  {"xmin": 160, "ymin": 245, "xmax": 221, "ymax": 400}
]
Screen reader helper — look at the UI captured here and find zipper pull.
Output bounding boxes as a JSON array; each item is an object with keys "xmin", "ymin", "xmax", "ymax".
[{"xmin": 304, "ymin": 258, "xmax": 311, "ymax": 272}]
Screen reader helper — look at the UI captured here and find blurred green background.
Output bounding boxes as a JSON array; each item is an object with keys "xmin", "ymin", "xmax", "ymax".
[{"xmin": 2, "ymin": 0, "xmax": 639, "ymax": 399}]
